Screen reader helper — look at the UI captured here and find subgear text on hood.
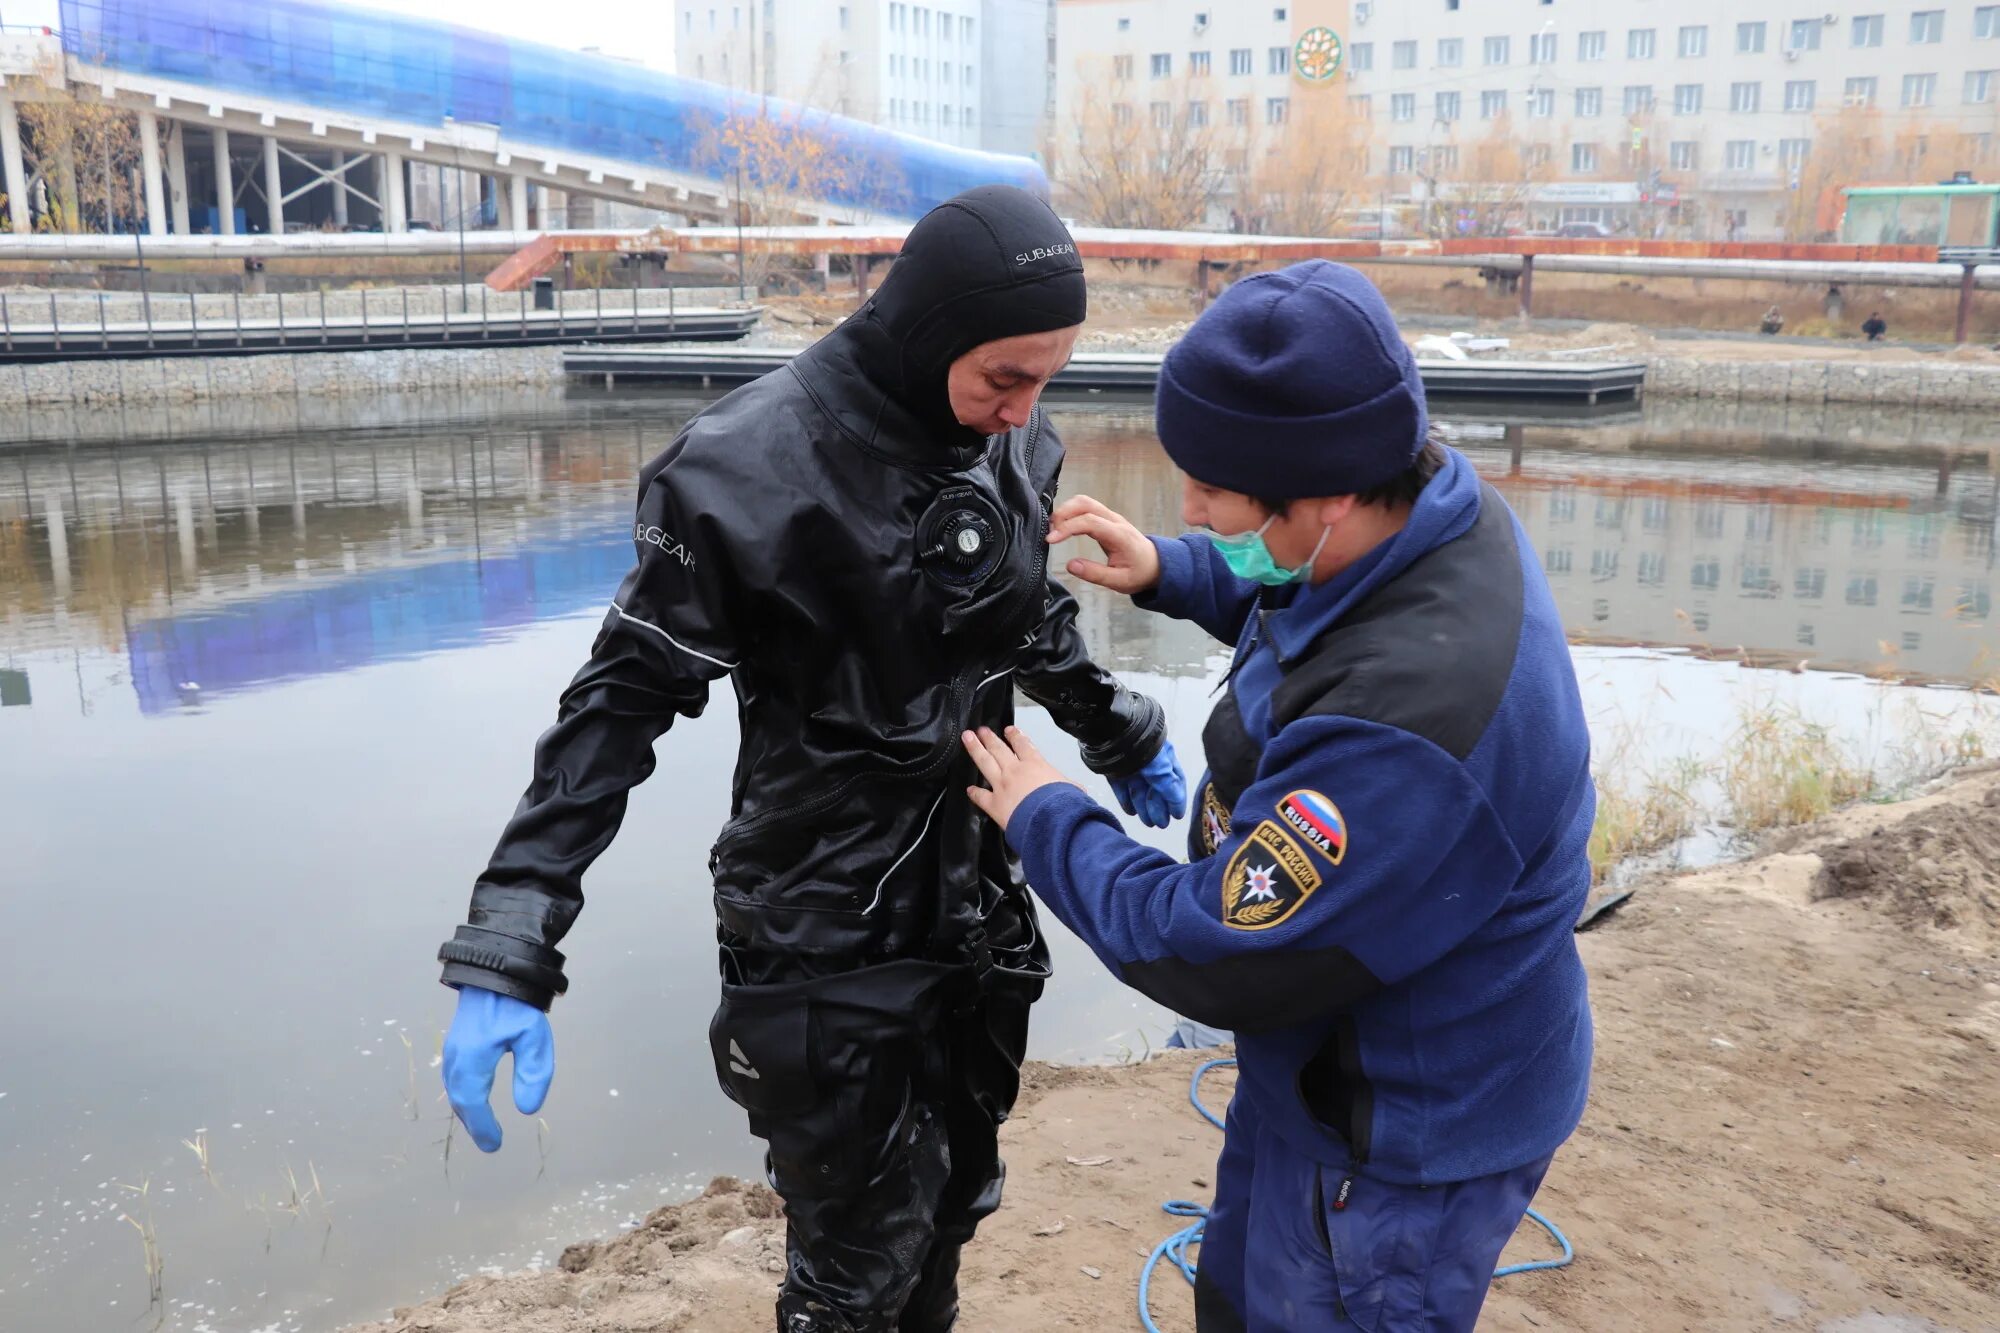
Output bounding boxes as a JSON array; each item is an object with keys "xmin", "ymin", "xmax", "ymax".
[{"xmin": 635, "ymin": 523, "xmax": 695, "ymax": 567}]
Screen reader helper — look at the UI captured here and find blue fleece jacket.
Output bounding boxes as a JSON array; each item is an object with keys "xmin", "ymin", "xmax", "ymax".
[{"xmin": 1010, "ymin": 447, "xmax": 1594, "ymax": 1186}]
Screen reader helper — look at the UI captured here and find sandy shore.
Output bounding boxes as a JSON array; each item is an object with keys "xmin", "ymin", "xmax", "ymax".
[{"xmin": 350, "ymin": 768, "xmax": 2000, "ymax": 1333}]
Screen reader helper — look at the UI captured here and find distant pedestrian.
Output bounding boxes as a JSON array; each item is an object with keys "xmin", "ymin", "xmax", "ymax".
[
  {"xmin": 1862, "ymin": 311, "xmax": 1887, "ymax": 341},
  {"xmin": 1760, "ymin": 305, "xmax": 1785, "ymax": 335}
]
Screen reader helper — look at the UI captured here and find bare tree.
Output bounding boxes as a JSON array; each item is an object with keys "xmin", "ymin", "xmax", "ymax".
[
  {"xmin": 12, "ymin": 53, "xmax": 141, "ymax": 234},
  {"xmin": 1238, "ymin": 94, "xmax": 1371, "ymax": 236},
  {"xmin": 1429, "ymin": 114, "xmax": 1557, "ymax": 237},
  {"xmin": 1056, "ymin": 59, "xmax": 1230, "ymax": 230}
]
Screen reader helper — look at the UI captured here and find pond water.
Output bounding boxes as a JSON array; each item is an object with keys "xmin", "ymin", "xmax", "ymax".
[{"xmin": 0, "ymin": 392, "xmax": 1994, "ymax": 1332}]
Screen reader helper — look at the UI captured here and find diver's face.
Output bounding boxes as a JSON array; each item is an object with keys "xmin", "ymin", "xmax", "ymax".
[{"xmin": 947, "ymin": 326, "xmax": 1081, "ymax": 436}]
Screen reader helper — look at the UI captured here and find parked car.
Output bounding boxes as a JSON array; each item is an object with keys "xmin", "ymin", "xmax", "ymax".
[{"xmin": 1555, "ymin": 221, "xmax": 1613, "ymax": 238}]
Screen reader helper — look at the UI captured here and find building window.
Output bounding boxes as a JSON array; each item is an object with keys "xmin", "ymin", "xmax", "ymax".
[
  {"xmin": 1189, "ymin": 50, "xmax": 1211, "ymax": 76},
  {"xmin": 1785, "ymin": 79, "xmax": 1816, "ymax": 111},
  {"xmin": 1484, "ymin": 35, "xmax": 1511, "ymax": 65},
  {"xmin": 1389, "ymin": 145, "xmax": 1416, "ymax": 173},
  {"xmin": 1436, "ymin": 91, "xmax": 1461, "ymax": 121},
  {"xmin": 1274, "ymin": 6, "xmax": 1287, "ymax": 18},
  {"xmin": 1151, "ymin": 101, "xmax": 1171, "ymax": 128},
  {"xmin": 1113, "ymin": 102, "xmax": 1133, "ymax": 127},
  {"xmin": 1579, "ymin": 30, "xmax": 1606, "ymax": 61},
  {"xmin": 1188, "ymin": 99, "xmax": 1209, "ymax": 126},
  {"xmin": 1114, "ymin": 14, "xmax": 1127, "ymax": 29},
  {"xmin": 1433, "ymin": 145, "xmax": 1460, "ymax": 170},
  {"xmin": 1851, "ymin": 14, "xmax": 1883, "ymax": 47},
  {"xmin": 1575, "ymin": 87, "xmax": 1602, "ymax": 117},
  {"xmin": 1227, "ymin": 98, "xmax": 1249, "ymax": 125},
  {"xmin": 1151, "ymin": 53, "xmax": 1171, "ymax": 77},
  {"xmin": 1678, "ymin": 25, "xmax": 1707, "ymax": 58},
  {"xmin": 1481, "ymin": 89, "xmax": 1508, "ymax": 119},
  {"xmin": 1270, "ymin": 45, "xmax": 1291, "ymax": 74},
  {"xmin": 1392, "ymin": 40, "xmax": 1417, "ymax": 69},
  {"xmin": 1673, "ymin": 83, "xmax": 1703, "ymax": 115},
  {"xmin": 1628, "ymin": 28, "xmax": 1656, "ymax": 59},
  {"xmin": 1979, "ymin": 6, "xmax": 2000, "ymax": 39},
  {"xmin": 1738, "ymin": 21, "xmax": 1766, "ymax": 53},
  {"xmin": 963, "ymin": 105, "xmax": 974, "ymax": 127},
  {"xmin": 1348, "ymin": 94, "xmax": 1371, "ymax": 118},
  {"xmin": 942, "ymin": 105, "xmax": 954, "ymax": 127},
  {"xmin": 1527, "ymin": 143, "xmax": 1553, "ymax": 167},
  {"xmin": 1530, "ymin": 32, "xmax": 1557, "ymax": 63},
  {"xmin": 1623, "ymin": 84, "xmax": 1654, "ymax": 115},
  {"xmin": 1730, "ymin": 81, "xmax": 1761, "ymax": 114},
  {"xmin": 1266, "ymin": 96, "xmax": 1289, "ymax": 125},
  {"xmin": 1790, "ymin": 18, "xmax": 1822, "ymax": 50},
  {"xmin": 1670, "ymin": 140, "xmax": 1698, "ymax": 169},
  {"xmin": 1967, "ymin": 70, "xmax": 1996, "ymax": 103},
  {"xmin": 1113, "ymin": 54, "xmax": 1134, "ymax": 80},
  {"xmin": 1778, "ymin": 138, "xmax": 1811, "ymax": 170},
  {"xmin": 1529, "ymin": 87, "xmax": 1555, "ymax": 118},
  {"xmin": 1392, "ymin": 92, "xmax": 1416, "ymax": 121},
  {"xmin": 1725, "ymin": 140, "xmax": 1755, "ymax": 170},
  {"xmin": 1350, "ymin": 42, "xmax": 1373, "ymax": 72},
  {"xmin": 1910, "ymin": 10, "xmax": 1943, "ymax": 44},
  {"xmin": 1438, "ymin": 37, "xmax": 1463, "ymax": 67},
  {"xmin": 1229, "ymin": 47, "xmax": 1252, "ymax": 75},
  {"xmin": 1573, "ymin": 142, "xmax": 1599, "ymax": 173},
  {"xmin": 1902, "ymin": 72, "xmax": 1937, "ymax": 107},
  {"xmin": 1844, "ymin": 75, "xmax": 1877, "ymax": 106}
]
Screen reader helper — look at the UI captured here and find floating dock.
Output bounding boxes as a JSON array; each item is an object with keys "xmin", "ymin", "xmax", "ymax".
[
  {"xmin": 0, "ymin": 301, "xmax": 761, "ymax": 363},
  {"xmin": 561, "ymin": 345, "xmax": 1647, "ymax": 404}
]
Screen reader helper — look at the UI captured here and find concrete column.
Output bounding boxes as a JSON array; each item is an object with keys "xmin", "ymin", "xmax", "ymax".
[
  {"xmin": 330, "ymin": 149, "xmax": 348, "ymax": 226},
  {"xmin": 138, "ymin": 112, "xmax": 168, "ymax": 237},
  {"xmin": 381, "ymin": 150, "xmax": 406, "ymax": 233},
  {"xmin": 262, "ymin": 135, "xmax": 283, "ymax": 235},
  {"xmin": 0, "ymin": 95, "xmax": 28, "ymax": 236},
  {"xmin": 212, "ymin": 128, "xmax": 236, "ymax": 235},
  {"xmin": 166, "ymin": 121, "xmax": 191, "ymax": 235},
  {"xmin": 509, "ymin": 173, "xmax": 528, "ymax": 232},
  {"xmin": 43, "ymin": 489, "xmax": 71, "ymax": 601}
]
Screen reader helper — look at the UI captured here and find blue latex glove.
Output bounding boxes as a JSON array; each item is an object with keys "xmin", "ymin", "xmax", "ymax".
[
  {"xmin": 442, "ymin": 985, "xmax": 555, "ymax": 1153},
  {"xmin": 1109, "ymin": 740, "xmax": 1188, "ymax": 830}
]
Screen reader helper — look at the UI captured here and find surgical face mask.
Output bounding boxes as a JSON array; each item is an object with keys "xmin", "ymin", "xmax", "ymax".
[{"xmin": 1209, "ymin": 514, "xmax": 1333, "ymax": 586}]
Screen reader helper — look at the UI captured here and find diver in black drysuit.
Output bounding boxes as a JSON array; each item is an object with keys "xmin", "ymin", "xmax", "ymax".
[{"xmin": 436, "ymin": 187, "xmax": 1172, "ymax": 1332}]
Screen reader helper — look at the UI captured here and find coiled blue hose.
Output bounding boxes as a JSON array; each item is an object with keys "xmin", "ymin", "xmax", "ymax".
[{"xmin": 1137, "ymin": 1058, "xmax": 1575, "ymax": 1332}]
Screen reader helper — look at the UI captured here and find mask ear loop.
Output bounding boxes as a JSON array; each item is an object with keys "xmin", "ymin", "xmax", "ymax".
[{"xmin": 1292, "ymin": 523, "xmax": 1334, "ymax": 580}]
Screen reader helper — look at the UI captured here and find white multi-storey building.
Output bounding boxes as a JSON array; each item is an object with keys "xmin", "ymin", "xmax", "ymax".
[
  {"xmin": 673, "ymin": 2, "xmax": 1054, "ymax": 159},
  {"xmin": 1056, "ymin": 1, "xmax": 2000, "ymax": 237}
]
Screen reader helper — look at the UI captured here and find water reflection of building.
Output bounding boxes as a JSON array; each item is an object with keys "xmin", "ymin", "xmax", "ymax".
[
  {"xmin": 1462, "ymin": 431, "xmax": 1999, "ymax": 682},
  {"xmin": 0, "ymin": 416, "xmax": 698, "ymax": 711}
]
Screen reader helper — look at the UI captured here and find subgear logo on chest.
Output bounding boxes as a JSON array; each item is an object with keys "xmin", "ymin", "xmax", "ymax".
[{"xmin": 1220, "ymin": 821, "xmax": 1323, "ymax": 931}]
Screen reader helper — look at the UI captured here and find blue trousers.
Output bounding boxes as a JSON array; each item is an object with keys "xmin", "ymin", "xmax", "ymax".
[{"xmin": 1191, "ymin": 1091, "xmax": 1552, "ymax": 1332}]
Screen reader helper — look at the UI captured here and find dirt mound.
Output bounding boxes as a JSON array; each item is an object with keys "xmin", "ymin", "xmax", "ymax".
[
  {"xmin": 355, "ymin": 1177, "xmax": 785, "ymax": 1333},
  {"xmin": 1814, "ymin": 784, "xmax": 2000, "ymax": 948}
]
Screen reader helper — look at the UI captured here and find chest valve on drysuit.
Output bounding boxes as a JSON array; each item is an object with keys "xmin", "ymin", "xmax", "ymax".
[{"xmin": 918, "ymin": 487, "xmax": 1009, "ymax": 588}]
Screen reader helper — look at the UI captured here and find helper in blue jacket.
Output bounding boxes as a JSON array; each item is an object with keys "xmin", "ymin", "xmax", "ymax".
[{"xmin": 961, "ymin": 260, "xmax": 1595, "ymax": 1332}]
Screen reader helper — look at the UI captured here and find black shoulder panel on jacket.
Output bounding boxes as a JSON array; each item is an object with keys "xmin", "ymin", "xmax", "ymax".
[{"xmin": 1272, "ymin": 484, "xmax": 1524, "ymax": 762}]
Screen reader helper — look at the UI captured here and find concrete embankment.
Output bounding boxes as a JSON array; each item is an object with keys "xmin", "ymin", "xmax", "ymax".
[{"xmin": 1645, "ymin": 353, "xmax": 2000, "ymax": 408}]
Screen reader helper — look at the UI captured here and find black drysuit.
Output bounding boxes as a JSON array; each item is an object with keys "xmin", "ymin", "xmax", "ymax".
[{"xmin": 438, "ymin": 187, "xmax": 1166, "ymax": 1332}]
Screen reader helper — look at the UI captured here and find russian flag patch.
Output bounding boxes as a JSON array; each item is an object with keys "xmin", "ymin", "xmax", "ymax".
[{"xmin": 1277, "ymin": 790, "xmax": 1348, "ymax": 865}]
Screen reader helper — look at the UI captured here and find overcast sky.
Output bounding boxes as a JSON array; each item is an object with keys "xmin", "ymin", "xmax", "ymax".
[{"xmin": 5, "ymin": 0, "xmax": 678, "ymax": 71}]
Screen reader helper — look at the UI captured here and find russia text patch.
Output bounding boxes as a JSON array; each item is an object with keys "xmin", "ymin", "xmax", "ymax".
[
  {"xmin": 1278, "ymin": 790, "xmax": 1348, "ymax": 865},
  {"xmin": 1220, "ymin": 821, "xmax": 1324, "ymax": 931}
]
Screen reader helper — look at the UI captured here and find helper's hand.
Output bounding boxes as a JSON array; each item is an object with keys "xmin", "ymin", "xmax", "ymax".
[
  {"xmin": 442, "ymin": 984, "xmax": 555, "ymax": 1153},
  {"xmin": 1109, "ymin": 739, "xmax": 1189, "ymax": 830},
  {"xmin": 964, "ymin": 726, "xmax": 1077, "ymax": 832},
  {"xmin": 1047, "ymin": 495, "xmax": 1161, "ymax": 596}
]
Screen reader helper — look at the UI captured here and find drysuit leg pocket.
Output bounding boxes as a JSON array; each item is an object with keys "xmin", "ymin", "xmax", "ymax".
[{"xmin": 709, "ymin": 987, "xmax": 818, "ymax": 1122}]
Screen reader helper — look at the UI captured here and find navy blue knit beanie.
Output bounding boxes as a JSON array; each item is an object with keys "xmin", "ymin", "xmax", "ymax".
[{"xmin": 1155, "ymin": 260, "xmax": 1427, "ymax": 498}]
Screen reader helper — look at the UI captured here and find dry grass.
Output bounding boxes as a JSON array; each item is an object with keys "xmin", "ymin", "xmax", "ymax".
[
  {"xmin": 1588, "ymin": 756, "xmax": 1705, "ymax": 885},
  {"xmin": 1720, "ymin": 703, "xmax": 1875, "ymax": 833}
]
